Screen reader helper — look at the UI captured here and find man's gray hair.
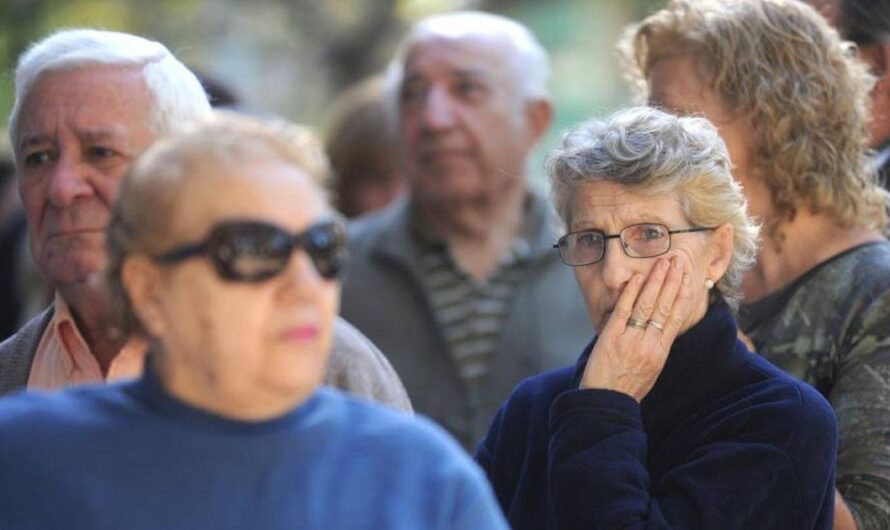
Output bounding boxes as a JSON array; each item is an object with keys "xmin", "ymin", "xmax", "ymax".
[
  {"xmin": 9, "ymin": 28, "xmax": 211, "ymax": 149},
  {"xmin": 547, "ymin": 106, "xmax": 759, "ymax": 310},
  {"xmin": 385, "ymin": 11, "xmax": 550, "ymax": 105}
]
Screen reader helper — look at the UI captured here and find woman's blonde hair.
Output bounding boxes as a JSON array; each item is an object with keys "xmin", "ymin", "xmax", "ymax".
[
  {"xmin": 106, "ymin": 111, "xmax": 331, "ymax": 337},
  {"xmin": 620, "ymin": 0, "xmax": 887, "ymax": 234},
  {"xmin": 548, "ymin": 106, "xmax": 759, "ymax": 311}
]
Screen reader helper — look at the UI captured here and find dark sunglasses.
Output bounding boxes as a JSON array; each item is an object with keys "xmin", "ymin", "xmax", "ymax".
[{"xmin": 154, "ymin": 219, "xmax": 348, "ymax": 282}]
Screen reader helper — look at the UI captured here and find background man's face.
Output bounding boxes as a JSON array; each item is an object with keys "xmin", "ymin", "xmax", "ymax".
[
  {"xmin": 15, "ymin": 65, "xmax": 155, "ymax": 287},
  {"xmin": 398, "ymin": 36, "xmax": 533, "ymax": 206}
]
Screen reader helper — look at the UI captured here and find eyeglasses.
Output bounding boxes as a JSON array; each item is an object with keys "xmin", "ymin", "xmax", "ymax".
[
  {"xmin": 154, "ymin": 219, "xmax": 348, "ymax": 282},
  {"xmin": 554, "ymin": 223, "xmax": 714, "ymax": 267}
]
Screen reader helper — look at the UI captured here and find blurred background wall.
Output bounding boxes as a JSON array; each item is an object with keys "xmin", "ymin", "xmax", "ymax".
[{"xmin": 0, "ymin": 0, "xmax": 663, "ymax": 187}]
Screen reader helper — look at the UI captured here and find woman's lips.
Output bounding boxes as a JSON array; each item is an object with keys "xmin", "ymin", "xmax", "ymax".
[{"xmin": 283, "ymin": 325, "xmax": 319, "ymax": 342}]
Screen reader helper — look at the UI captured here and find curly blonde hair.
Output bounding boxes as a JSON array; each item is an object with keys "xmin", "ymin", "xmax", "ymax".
[
  {"xmin": 548, "ymin": 106, "xmax": 759, "ymax": 311},
  {"xmin": 620, "ymin": 0, "xmax": 887, "ymax": 234}
]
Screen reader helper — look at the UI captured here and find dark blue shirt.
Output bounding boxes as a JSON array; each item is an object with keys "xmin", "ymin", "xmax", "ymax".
[
  {"xmin": 476, "ymin": 302, "xmax": 837, "ymax": 529},
  {"xmin": 0, "ymin": 370, "xmax": 508, "ymax": 530}
]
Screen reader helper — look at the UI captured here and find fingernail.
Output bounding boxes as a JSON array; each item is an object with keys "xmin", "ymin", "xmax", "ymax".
[
  {"xmin": 673, "ymin": 257, "xmax": 682, "ymax": 269},
  {"xmin": 660, "ymin": 259, "xmax": 670, "ymax": 270}
]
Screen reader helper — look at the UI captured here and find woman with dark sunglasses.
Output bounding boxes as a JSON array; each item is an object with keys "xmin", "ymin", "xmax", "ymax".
[
  {"xmin": 0, "ymin": 112, "xmax": 507, "ymax": 530},
  {"xmin": 476, "ymin": 107, "xmax": 838, "ymax": 529}
]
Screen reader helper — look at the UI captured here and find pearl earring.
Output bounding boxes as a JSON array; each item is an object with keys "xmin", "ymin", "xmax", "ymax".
[{"xmin": 705, "ymin": 278, "xmax": 715, "ymax": 290}]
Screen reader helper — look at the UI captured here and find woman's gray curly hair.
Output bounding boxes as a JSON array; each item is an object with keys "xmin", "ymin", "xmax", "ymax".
[{"xmin": 548, "ymin": 106, "xmax": 759, "ymax": 310}]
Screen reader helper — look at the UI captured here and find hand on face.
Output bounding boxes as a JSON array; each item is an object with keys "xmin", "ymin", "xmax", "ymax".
[{"xmin": 580, "ymin": 255, "xmax": 693, "ymax": 401}]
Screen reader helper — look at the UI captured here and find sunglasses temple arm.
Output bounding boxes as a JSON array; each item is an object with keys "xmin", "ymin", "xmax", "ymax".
[{"xmin": 155, "ymin": 242, "xmax": 210, "ymax": 263}]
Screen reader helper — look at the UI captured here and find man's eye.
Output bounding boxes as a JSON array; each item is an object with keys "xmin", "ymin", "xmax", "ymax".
[
  {"xmin": 454, "ymin": 80, "xmax": 485, "ymax": 99},
  {"xmin": 400, "ymin": 82, "xmax": 426, "ymax": 104},
  {"xmin": 22, "ymin": 151, "xmax": 53, "ymax": 167},
  {"xmin": 88, "ymin": 146, "xmax": 116, "ymax": 158}
]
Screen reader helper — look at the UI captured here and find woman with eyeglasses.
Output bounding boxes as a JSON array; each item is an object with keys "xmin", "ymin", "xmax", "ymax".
[
  {"xmin": 0, "ymin": 113, "xmax": 507, "ymax": 530},
  {"xmin": 476, "ymin": 107, "xmax": 838, "ymax": 530}
]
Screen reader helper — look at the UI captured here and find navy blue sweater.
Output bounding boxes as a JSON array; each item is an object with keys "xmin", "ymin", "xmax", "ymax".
[
  {"xmin": 0, "ymin": 369, "xmax": 508, "ymax": 530},
  {"xmin": 476, "ymin": 302, "xmax": 838, "ymax": 529}
]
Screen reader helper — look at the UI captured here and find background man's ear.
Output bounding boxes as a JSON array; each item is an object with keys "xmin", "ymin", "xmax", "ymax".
[{"xmin": 525, "ymin": 99, "xmax": 553, "ymax": 145}]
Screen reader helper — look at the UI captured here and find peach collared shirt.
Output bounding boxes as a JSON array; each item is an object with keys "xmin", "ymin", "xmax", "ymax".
[{"xmin": 27, "ymin": 294, "xmax": 147, "ymax": 390}]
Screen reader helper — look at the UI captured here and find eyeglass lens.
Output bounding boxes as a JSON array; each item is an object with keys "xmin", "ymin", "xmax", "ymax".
[{"xmin": 558, "ymin": 223, "xmax": 672, "ymax": 266}]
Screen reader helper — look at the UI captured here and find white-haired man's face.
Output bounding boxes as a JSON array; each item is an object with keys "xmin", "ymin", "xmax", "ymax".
[
  {"xmin": 397, "ymin": 35, "xmax": 539, "ymax": 207},
  {"xmin": 15, "ymin": 65, "xmax": 155, "ymax": 290}
]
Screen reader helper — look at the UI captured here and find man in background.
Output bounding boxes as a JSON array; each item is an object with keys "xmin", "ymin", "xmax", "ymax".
[
  {"xmin": 0, "ymin": 28, "xmax": 411, "ymax": 412},
  {"xmin": 341, "ymin": 11, "xmax": 590, "ymax": 448}
]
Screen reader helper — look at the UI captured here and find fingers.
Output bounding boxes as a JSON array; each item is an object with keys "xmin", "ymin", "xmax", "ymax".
[
  {"xmin": 607, "ymin": 272, "xmax": 644, "ymax": 335},
  {"xmin": 647, "ymin": 257, "xmax": 685, "ymax": 339},
  {"xmin": 631, "ymin": 257, "xmax": 671, "ymax": 324},
  {"xmin": 608, "ymin": 255, "xmax": 694, "ymax": 339}
]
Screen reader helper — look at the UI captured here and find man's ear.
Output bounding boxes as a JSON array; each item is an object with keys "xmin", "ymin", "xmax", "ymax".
[
  {"xmin": 524, "ymin": 99, "xmax": 553, "ymax": 146},
  {"xmin": 121, "ymin": 256, "xmax": 166, "ymax": 339},
  {"xmin": 707, "ymin": 223, "xmax": 734, "ymax": 283}
]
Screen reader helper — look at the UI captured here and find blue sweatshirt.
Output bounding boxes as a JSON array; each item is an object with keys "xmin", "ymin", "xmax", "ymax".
[
  {"xmin": 476, "ymin": 301, "xmax": 837, "ymax": 529},
  {"xmin": 0, "ymin": 369, "xmax": 508, "ymax": 530}
]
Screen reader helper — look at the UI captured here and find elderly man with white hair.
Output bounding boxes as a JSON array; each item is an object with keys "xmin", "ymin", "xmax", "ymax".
[
  {"xmin": 0, "ymin": 28, "xmax": 411, "ymax": 411},
  {"xmin": 340, "ymin": 11, "xmax": 590, "ymax": 449}
]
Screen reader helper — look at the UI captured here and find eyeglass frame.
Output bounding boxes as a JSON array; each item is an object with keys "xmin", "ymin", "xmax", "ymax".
[{"xmin": 553, "ymin": 223, "xmax": 715, "ymax": 267}]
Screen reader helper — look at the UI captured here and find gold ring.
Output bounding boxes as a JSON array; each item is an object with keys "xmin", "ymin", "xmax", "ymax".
[
  {"xmin": 648, "ymin": 320, "xmax": 665, "ymax": 332},
  {"xmin": 627, "ymin": 317, "xmax": 649, "ymax": 329}
]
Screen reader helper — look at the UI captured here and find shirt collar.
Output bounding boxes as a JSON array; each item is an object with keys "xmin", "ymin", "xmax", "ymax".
[{"xmin": 49, "ymin": 293, "xmax": 93, "ymax": 375}]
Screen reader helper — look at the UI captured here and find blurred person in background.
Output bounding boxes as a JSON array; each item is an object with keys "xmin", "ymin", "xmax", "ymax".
[
  {"xmin": 324, "ymin": 75, "xmax": 406, "ymax": 218},
  {"xmin": 623, "ymin": 0, "xmax": 890, "ymax": 528},
  {"xmin": 340, "ymin": 11, "xmax": 590, "ymax": 449},
  {"xmin": 806, "ymin": 0, "xmax": 890, "ymax": 186},
  {"xmin": 0, "ymin": 112, "xmax": 507, "ymax": 530},
  {"xmin": 0, "ymin": 28, "xmax": 411, "ymax": 412}
]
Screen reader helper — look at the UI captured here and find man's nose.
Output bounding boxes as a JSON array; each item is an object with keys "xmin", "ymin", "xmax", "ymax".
[
  {"xmin": 421, "ymin": 86, "xmax": 458, "ymax": 130},
  {"xmin": 46, "ymin": 155, "xmax": 94, "ymax": 207}
]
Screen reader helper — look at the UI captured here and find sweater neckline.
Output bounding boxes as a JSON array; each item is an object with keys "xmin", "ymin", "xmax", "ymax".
[{"xmin": 122, "ymin": 360, "xmax": 324, "ymax": 435}]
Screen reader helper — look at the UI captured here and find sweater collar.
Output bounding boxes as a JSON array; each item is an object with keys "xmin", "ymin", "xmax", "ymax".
[
  {"xmin": 572, "ymin": 300, "xmax": 741, "ymax": 422},
  {"xmin": 124, "ymin": 357, "xmax": 325, "ymax": 434}
]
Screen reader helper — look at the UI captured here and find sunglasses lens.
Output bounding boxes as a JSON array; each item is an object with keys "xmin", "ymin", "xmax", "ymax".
[
  {"xmin": 213, "ymin": 223, "xmax": 292, "ymax": 282},
  {"xmin": 304, "ymin": 222, "xmax": 347, "ymax": 279}
]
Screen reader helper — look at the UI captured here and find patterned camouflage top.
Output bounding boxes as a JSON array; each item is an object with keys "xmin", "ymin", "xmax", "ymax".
[{"xmin": 739, "ymin": 242, "xmax": 890, "ymax": 530}]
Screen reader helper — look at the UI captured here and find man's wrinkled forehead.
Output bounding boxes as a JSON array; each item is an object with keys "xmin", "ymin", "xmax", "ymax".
[
  {"xmin": 401, "ymin": 34, "xmax": 516, "ymax": 83},
  {"xmin": 14, "ymin": 65, "xmax": 155, "ymax": 156}
]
